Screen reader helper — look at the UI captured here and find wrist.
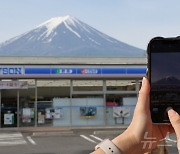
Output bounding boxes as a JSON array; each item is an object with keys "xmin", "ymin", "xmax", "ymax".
[{"xmin": 112, "ymin": 130, "xmax": 140, "ymax": 154}]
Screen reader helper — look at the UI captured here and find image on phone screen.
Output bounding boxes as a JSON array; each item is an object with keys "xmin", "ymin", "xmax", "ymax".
[{"xmin": 150, "ymin": 40, "xmax": 180, "ymax": 123}]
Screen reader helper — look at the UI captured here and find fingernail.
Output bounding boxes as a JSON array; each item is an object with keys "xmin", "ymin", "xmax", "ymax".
[
  {"xmin": 142, "ymin": 77, "xmax": 146, "ymax": 87},
  {"xmin": 168, "ymin": 109, "xmax": 177, "ymax": 117},
  {"xmin": 166, "ymin": 107, "xmax": 172, "ymax": 112}
]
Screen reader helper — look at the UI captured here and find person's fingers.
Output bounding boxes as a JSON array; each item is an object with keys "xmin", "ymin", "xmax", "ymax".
[
  {"xmin": 168, "ymin": 109, "xmax": 180, "ymax": 139},
  {"xmin": 135, "ymin": 77, "xmax": 150, "ymax": 113}
]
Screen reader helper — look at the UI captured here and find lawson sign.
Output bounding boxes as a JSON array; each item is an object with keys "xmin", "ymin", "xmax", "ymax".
[{"xmin": 0, "ymin": 67, "xmax": 23, "ymax": 75}]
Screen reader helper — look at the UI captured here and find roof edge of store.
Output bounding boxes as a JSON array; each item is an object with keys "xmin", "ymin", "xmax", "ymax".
[{"xmin": 0, "ymin": 56, "xmax": 147, "ymax": 65}]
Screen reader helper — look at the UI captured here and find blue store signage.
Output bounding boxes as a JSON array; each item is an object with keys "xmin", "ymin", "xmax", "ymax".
[
  {"xmin": 0, "ymin": 66, "xmax": 146, "ymax": 78},
  {"xmin": 25, "ymin": 67, "xmax": 146, "ymax": 75}
]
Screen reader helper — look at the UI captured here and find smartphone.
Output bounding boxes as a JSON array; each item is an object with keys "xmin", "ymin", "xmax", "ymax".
[{"xmin": 148, "ymin": 37, "xmax": 180, "ymax": 123}]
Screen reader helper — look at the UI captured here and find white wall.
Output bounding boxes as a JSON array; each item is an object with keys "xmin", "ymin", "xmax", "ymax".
[
  {"xmin": 52, "ymin": 97, "xmax": 104, "ymax": 126},
  {"xmin": 123, "ymin": 97, "xmax": 137, "ymax": 124},
  {"xmin": 106, "ymin": 97, "xmax": 137, "ymax": 125},
  {"xmin": 52, "ymin": 98, "xmax": 71, "ymax": 126},
  {"xmin": 71, "ymin": 98, "xmax": 105, "ymax": 126}
]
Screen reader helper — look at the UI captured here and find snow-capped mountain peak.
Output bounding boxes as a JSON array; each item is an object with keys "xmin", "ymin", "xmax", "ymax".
[
  {"xmin": 36, "ymin": 15, "xmax": 78, "ymax": 38},
  {"xmin": 0, "ymin": 15, "xmax": 145, "ymax": 57},
  {"xmin": 37, "ymin": 16, "xmax": 70, "ymax": 30}
]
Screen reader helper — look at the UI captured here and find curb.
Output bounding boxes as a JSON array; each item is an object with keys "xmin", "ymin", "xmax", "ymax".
[
  {"xmin": 32, "ymin": 131, "xmax": 74, "ymax": 136},
  {"xmin": 94, "ymin": 130, "xmax": 125, "ymax": 135},
  {"xmin": 0, "ymin": 125, "xmax": 128, "ymax": 133}
]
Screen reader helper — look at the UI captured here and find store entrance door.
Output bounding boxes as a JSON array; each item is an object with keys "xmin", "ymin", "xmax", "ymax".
[{"xmin": 1, "ymin": 89, "xmax": 17, "ymax": 128}]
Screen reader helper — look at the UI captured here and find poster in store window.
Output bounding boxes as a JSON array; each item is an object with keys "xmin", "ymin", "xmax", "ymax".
[
  {"xmin": 38, "ymin": 112, "xmax": 45, "ymax": 124},
  {"xmin": 22, "ymin": 108, "xmax": 34, "ymax": 123},
  {"xmin": 80, "ymin": 107, "xmax": 97, "ymax": 118},
  {"xmin": 4, "ymin": 113, "xmax": 14, "ymax": 125},
  {"xmin": 45, "ymin": 108, "xmax": 63, "ymax": 119},
  {"xmin": 113, "ymin": 107, "xmax": 131, "ymax": 118}
]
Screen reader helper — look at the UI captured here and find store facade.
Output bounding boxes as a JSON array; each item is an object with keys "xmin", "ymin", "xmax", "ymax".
[{"xmin": 0, "ymin": 57, "xmax": 146, "ymax": 128}]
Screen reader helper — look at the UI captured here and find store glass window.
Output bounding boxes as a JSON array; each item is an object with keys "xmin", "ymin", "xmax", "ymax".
[
  {"xmin": 73, "ymin": 80, "xmax": 103, "ymax": 91},
  {"xmin": 19, "ymin": 90, "xmax": 35, "ymax": 127},
  {"xmin": 19, "ymin": 79, "xmax": 35, "ymax": 127},
  {"xmin": 106, "ymin": 80, "xmax": 136, "ymax": 91},
  {"xmin": 1, "ymin": 89, "xmax": 17, "ymax": 128},
  {"xmin": 105, "ymin": 80, "xmax": 139, "ymax": 126},
  {"xmin": 37, "ymin": 80, "xmax": 70, "ymax": 127}
]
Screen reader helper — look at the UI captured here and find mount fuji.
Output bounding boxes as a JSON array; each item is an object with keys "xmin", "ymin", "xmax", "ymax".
[{"xmin": 0, "ymin": 15, "xmax": 145, "ymax": 57}]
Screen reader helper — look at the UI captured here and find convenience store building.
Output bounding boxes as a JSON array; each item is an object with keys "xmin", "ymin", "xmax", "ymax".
[{"xmin": 0, "ymin": 57, "xmax": 146, "ymax": 128}]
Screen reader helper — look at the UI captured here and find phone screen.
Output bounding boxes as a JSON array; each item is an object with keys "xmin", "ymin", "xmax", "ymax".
[{"xmin": 149, "ymin": 39, "xmax": 180, "ymax": 123}]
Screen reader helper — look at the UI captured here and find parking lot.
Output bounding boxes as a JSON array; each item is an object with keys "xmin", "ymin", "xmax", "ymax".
[{"xmin": 0, "ymin": 129, "xmax": 178, "ymax": 154}]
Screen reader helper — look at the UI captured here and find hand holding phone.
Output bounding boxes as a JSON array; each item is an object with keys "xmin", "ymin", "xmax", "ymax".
[{"xmin": 148, "ymin": 37, "xmax": 180, "ymax": 123}]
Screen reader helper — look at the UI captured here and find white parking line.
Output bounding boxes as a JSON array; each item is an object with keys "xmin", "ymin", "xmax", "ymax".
[
  {"xmin": 27, "ymin": 136, "xmax": 36, "ymax": 145},
  {"xmin": 0, "ymin": 134, "xmax": 23, "ymax": 137},
  {"xmin": 80, "ymin": 135, "xmax": 97, "ymax": 143},
  {"xmin": 0, "ymin": 132, "xmax": 27, "ymax": 146},
  {"xmin": 90, "ymin": 135, "xmax": 103, "ymax": 142}
]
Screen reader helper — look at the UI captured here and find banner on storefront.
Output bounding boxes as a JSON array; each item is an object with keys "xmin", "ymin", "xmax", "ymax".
[
  {"xmin": 0, "ymin": 81, "xmax": 28, "ymax": 89},
  {"xmin": 113, "ymin": 107, "xmax": 131, "ymax": 118}
]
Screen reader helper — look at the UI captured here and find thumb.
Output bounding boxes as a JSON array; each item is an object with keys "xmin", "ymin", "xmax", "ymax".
[
  {"xmin": 135, "ymin": 77, "xmax": 150, "ymax": 113},
  {"xmin": 168, "ymin": 109, "xmax": 180, "ymax": 139}
]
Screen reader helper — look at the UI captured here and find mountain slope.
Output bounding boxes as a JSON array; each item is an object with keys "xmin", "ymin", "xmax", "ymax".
[{"xmin": 0, "ymin": 15, "xmax": 145, "ymax": 57}]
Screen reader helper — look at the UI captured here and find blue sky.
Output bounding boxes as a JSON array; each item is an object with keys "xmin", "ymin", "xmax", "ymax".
[{"xmin": 0, "ymin": 0, "xmax": 180, "ymax": 49}]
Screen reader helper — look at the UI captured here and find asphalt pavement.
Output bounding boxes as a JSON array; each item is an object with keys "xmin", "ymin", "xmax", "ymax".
[{"xmin": 0, "ymin": 129, "xmax": 178, "ymax": 154}]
